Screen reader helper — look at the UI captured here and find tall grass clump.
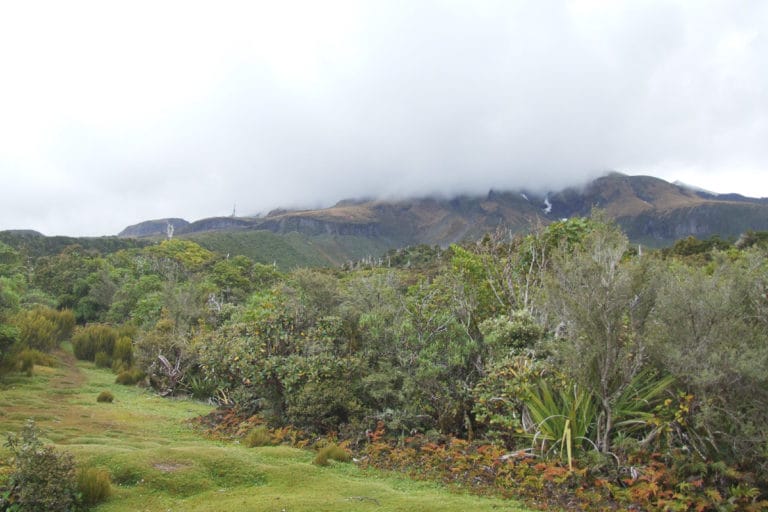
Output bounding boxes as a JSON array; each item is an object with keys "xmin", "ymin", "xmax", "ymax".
[
  {"xmin": 244, "ymin": 426, "xmax": 273, "ymax": 447},
  {"xmin": 112, "ymin": 335, "xmax": 133, "ymax": 366},
  {"xmin": 115, "ymin": 367, "xmax": 145, "ymax": 385},
  {"xmin": 12, "ymin": 307, "xmax": 75, "ymax": 352},
  {"xmin": 313, "ymin": 443, "xmax": 351, "ymax": 466},
  {"xmin": 77, "ymin": 467, "xmax": 113, "ymax": 506},
  {"xmin": 94, "ymin": 350, "xmax": 112, "ymax": 368},
  {"xmin": 97, "ymin": 390, "xmax": 114, "ymax": 403},
  {"xmin": 72, "ymin": 323, "xmax": 118, "ymax": 362},
  {"xmin": 14, "ymin": 348, "xmax": 58, "ymax": 377}
]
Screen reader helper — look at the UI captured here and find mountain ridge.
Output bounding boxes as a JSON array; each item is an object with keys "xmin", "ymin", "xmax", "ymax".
[
  {"xmin": 4, "ymin": 173, "xmax": 766, "ymax": 269},
  {"xmin": 118, "ymin": 173, "xmax": 768, "ymax": 247}
]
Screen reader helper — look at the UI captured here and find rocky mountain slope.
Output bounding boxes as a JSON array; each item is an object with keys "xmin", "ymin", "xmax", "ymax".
[{"xmin": 120, "ymin": 173, "xmax": 768, "ymax": 246}]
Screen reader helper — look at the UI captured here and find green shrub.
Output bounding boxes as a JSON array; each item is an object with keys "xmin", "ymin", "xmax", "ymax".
[
  {"xmin": 313, "ymin": 443, "xmax": 351, "ymax": 466},
  {"xmin": 50, "ymin": 308, "xmax": 76, "ymax": 343},
  {"xmin": 0, "ymin": 322, "xmax": 20, "ymax": 376},
  {"xmin": 1, "ymin": 420, "xmax": 79, "ymax": 512},
  {"xmin": 72, "ymin": 323, "xmax": 118, "ymax": 362},
  {"xmin": 115, "ymin": 368, "xmax": 145, "ymax": 386},
  {"xmin": 15, "ymin": 348, "xmax": 58, "ymax": 377},
  {"xmin": 479, "ymin": 310, "xmax": 544, "ymax": 355},
  {"xmin": 187, "ymin": 374, "xmax": 217, "ymax": 400},
  {"xmin": 11, "ymin": 308, "xmax": 76, "ymax": 353},
  {"xmin": 94, "ymin": 350, "xmax": 112, "ymax": 368},
  {"xmin": 112, "ymin": 335, "xmax": 133, "ymax": 366},
  {"xmin": 12, "ymin": 308, "xmax": 57, "ymax": 352},
  {"xmin": 40, "ymin": 307, "xmax": 75, "ymax": 344},
  {"xmin": 77, "ymin": 467, "xmax": 112, "ymax": 506},
  {"xmin": 244, "ymin": 426, "xmax": 272, "ymax": 447},
  {"xmin": 112, "ymin": 359, "xmax": 129, "ymax": 373},
  {"xmin": 18, "ymin": 348, "xmax": 36, "ymax": 376},
  {"xmin": 97, "ymin": 390, "xmax": 114, "ymax": 403}
]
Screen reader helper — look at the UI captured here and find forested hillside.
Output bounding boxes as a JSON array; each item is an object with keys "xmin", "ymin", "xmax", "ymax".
[{"xmin": 2, "ymin": 215, "xmax": 767, "ymax": 510}]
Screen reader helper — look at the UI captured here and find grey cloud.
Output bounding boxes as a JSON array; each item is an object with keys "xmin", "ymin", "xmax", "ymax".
[{"xmin": 1, "ymin": 1, "xmax": 766, "ymax": 236}]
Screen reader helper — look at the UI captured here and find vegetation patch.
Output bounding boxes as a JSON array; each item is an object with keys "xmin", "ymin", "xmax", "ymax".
[
  {"xmin": 314, "ymin": 443, "xmax": 352, "ymax": 466},
  {"xmin": 3, "ymin": 218, "xmax": 768, "ymax": 510},
  {"xmin": 244, "ymin": 425, "xmax": 273, "ymax": 447},
  {"xmin": 77, "ymin": 466, "xmax": 113, "ymax": 506},
  {"xmin": 97, "ymin": 390, "xmax": 115, "ymax": 403}
]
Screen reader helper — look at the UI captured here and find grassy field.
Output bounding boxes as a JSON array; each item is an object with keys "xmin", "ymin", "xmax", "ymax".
[{"xmin": 0, "ymin": 350, "xmax": 530, "ymax": 511}]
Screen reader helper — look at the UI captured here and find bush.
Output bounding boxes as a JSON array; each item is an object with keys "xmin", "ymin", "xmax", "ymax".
[
  {"xmin": 111, "ymin": 359, "xmax": 129, "ymax": 373},
  {"xmin": 11, "ymin": 308, "xmax": 75, "ymax": 353},
  {"xmin": 77, "ymin": 467, "xmax": 112, "ymax": 506},
  {"xmin": 12, "ymin": 308, "xmax": 56, "ymax": 352},
  {"xmin": 284, "ymin": 371, "xmax": 365, "ymax": 434},
  {"xmin": 0, "ymin": 322, "xmax": 19, "ymax": 376},
  {"xmin": 18, "ymin": 348, "xmax": 36, "ymax": 376},
  {"xmin": 112, "ymin": 335, "xmax": 133, "ymax": 366},
  {"xmin": 15, "ymin": 348, "xmax": 58, "ymax": 377},
  {"xmin": 1, "ymin": 420, "xmax": 79, "ymax": 512},
  {"xmin": 72, "ymin": 323, "xmax": 118, "ymax": 362},
  {"xmin": 94, "ymin": 350, "xmax": 112, "ymax": 368},
  {"xmin": 479, "ymin": 310, "xmax": 544, "ymax": 355},
  {"xmin": 313, "ymin": 443, "xmax": 351, "ymax": 466},
  {"xmin": 97, "ymin": 390, "xmax": 114, "ymax": 403},
  {"xmin": 115, "ymin": 368, "xmax": 145, "ymax": 386},
  {"xmin": 244, "ymin": 426, "xmax": 272, "ymax": 447},
  {"xmin": 185, "ymin": 374, "xmax": 219, "ymax": 400}
]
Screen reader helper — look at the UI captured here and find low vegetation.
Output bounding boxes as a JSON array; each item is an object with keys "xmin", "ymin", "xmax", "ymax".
[
  {"xmin": 1, "ymin": 215, "xmax": 767, "ymax": 510},
  {"xmin": 314, "ymin": 443, "xmax": 352, "ymax": 466},
  {"xmin": 2, "ymin": 420, "xmax": 80, "ymax": 511},
  {"xmin": 0, "ymin": 351, "xmax": 525, "ymax": 511},
  {"xmin": 243, "ymin": 425, "xmax": 272, "ymax": 447},
  {"xmin": 77, "ymin": 467, "xmax": 113, "ymax": 507},
  {"xmin": 96, "ymin": 390, "xmax": 114, "ymax": 403}
]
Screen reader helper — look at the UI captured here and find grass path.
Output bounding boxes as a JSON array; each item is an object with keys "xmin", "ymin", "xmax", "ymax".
[{"xmin": 0, "ymin": 353, "xmax": 531, "ymax": 511}]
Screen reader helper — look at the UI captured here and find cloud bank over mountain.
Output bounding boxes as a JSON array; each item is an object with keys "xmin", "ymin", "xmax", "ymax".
[{"xmin": 1, "ymin": 1, "xmax": 767, "ymax": 235}]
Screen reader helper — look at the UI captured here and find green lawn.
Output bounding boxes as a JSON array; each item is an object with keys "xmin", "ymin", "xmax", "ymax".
[{"xmin": 0, "ymin": 352, "xmax": 530, "ymax": 511}]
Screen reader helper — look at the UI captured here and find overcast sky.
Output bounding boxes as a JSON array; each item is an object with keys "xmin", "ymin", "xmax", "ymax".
[{"xmin": 1, "ymin": 0, "xmax": 767, "ymax": 236}]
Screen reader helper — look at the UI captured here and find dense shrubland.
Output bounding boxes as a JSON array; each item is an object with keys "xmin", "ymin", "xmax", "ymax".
[{"xmin": 1, "ymin": 220, "xmax": 767, "ymax": 510}]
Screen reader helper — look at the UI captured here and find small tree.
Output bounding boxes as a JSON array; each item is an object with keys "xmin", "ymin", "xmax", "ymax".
[{"xmin": 543, "ymin": 218, "xmax": 660, "ymax": 453}]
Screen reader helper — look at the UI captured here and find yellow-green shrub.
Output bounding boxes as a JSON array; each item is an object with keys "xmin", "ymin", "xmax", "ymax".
[
  {"xmin": 72, "ymin": 324, "xmax": 118, "ymax": 361},
  {"xmin": 112, "ymin": 335, "xmax": 133, "ymax": 366},
  {"xmin": 115, "ymin": 368, "xmax": 145, "ymax": 386},
  {"xmin": 244, "ymin": 426, "xmax": 272, "ymax": 447},
  {"xmin": 16, "ymin": 348, "xmax": 57, "ymax": 376},
  {"xmin": 77, "ymin": 467, "xmax": 112, "ymax": 506},
  {"xmin": 313, "ymin": 443, "xmax": 351, "ymax": 466},
  {"xmin": 94, "ymin": 351, "xmax": 112, "ymax": 368}
]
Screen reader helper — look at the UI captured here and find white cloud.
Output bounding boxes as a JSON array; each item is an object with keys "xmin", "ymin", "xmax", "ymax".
[{"xmin": 0, "ymin": 0, "xmax": 766, "ymax": 235}]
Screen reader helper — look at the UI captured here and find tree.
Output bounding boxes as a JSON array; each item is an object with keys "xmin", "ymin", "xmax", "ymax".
[
  {"xmin": 543, "ymin": 218, "xmax": 660, "ymax": 453},
  {"xmin": 648, "ymin": 249, "xmax": 768, "ymax": 473},
  {"xmin": 32, "ymin": 245, "xmax": 101, "ymax": 312}
]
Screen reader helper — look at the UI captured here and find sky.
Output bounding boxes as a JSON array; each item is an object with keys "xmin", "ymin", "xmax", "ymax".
[{"xmin": 1, "ymin": 0, "xmax": 767, "ymax": 237}]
